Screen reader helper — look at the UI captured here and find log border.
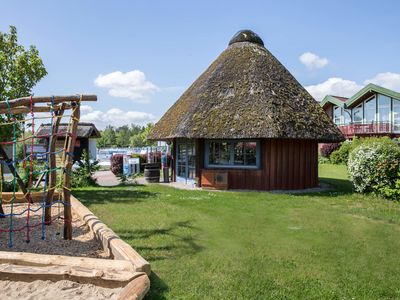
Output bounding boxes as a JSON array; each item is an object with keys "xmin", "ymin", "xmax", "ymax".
[
  {"xmin": 1, "ymin": 191, "xmax": 61, "ymax": 203},
  {"xmin": 70, "ymin": 195, "xmax": 151, "ymax": 275}
]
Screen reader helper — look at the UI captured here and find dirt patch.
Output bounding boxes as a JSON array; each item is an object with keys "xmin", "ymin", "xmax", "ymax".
[
  {"xmin": 0, "ymin": 203, "xmax": 107, "ymax": 258},
  {"xmin": 0, "ymin": 279, "xmax": 122, "ymax": 300}
]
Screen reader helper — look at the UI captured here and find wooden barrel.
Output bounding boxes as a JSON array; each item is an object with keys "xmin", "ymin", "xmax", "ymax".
[{"xmin": 144, "ymin": 163, "xmax": 160, "ymax": 183}]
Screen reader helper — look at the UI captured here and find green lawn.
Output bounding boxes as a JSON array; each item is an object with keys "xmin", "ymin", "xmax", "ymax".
[{"xmin": 74, "ymin": 165, "xmax": 400, "ymax": 299}]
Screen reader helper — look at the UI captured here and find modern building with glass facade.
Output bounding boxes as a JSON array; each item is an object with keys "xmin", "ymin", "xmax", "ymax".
[
  {"xmin": 148, "ymin": 30, "xmax": 343, "ymax": 190},
  {"xmin": 320, "ymin": 84, "xmax": 400, "ymax": 139}
]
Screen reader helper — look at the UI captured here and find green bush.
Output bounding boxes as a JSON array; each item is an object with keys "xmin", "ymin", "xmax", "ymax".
[
  {"xmin": 318, "ymin": 155, "xmax": 330, "ymax": 164},
  {"xmin": 110, "ymin": 154, "xmax": 123, "ymax": 176},
  {"xmin": 330, "ymin": 140, "xmax": 353, "ymax": 165},
  {"xmin": 330, "ymin": 137, "xmax": 396, "ymax": 165},
  {"xmin": 1, "ymin": 179, "xmax": 14, "ymax": 192},
  {"xmin": 19, "ymin": 160, "xmax": 43, "ymax": 188},
  {"xmin": 320, "ymin": 143, "xmax": 340, "ymax": 158},
  {"xmin": 72, "ymin": 150, "xmax": 100, "ymax": 188},
  {"xmin": 348, "ymin": 141, "xmax": 400, "ymax": 200}
]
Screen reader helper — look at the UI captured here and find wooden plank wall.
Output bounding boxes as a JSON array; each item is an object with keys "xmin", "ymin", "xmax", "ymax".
[
  {"xmin": 195, "ymin": 138, "xmax": 204, "ymax": 186},
  {"xmin": 199, "ymin": 139, "xmax": 318, "ymax": 190}
]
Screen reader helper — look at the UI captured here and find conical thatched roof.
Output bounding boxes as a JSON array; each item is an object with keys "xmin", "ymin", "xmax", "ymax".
[{"xmin": 149, "ymin": 30, "xmax": 344, "ymax": 142}]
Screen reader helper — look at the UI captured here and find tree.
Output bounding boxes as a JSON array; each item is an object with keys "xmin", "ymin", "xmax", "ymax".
[
  {"xmin": 97, "ymin": 125, "xmax": 116, "ymax": 148},
  {"xmin": 115, "ymin": 125, "xmax": 131, "ymax": 147},
  {"xmin": 96, "ymin": 123, "xmax": 156, "ymax": 149},
  {"xmin": 0, "ymin": 25, "xmax": 47, "ymax": 141},
  {"xmin": 130, "ymin": 123, "xmax": 156, "ymax": 147}
]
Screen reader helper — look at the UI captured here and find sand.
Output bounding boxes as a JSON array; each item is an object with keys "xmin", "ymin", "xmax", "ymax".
[
  {"xmin": 0, "ymin": 203, "xmax": 123, "ymax": 299},
  {"xmin": 0, "ymin": 203, "xmax": 107, "ymax": 258},
  {"xmin": 0, "ymin": 279, "xmax": 122, "ymax": 300}
]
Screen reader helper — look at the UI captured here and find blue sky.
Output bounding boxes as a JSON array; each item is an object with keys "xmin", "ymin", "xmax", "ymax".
[{"xmin": 1, "ymin": 0, "xmax": 400, "ymax": 129}]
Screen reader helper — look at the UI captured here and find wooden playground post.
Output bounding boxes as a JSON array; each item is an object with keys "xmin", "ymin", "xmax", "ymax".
[
  {"xmin": 44, "ymin": 103, "xmax": 66, "ymax": 224},
  {"xmin": 0, "ymin": 95, "xmax": 96, "ymax": 111},
  {"xmin": 63, "ymin": 101, "xmax": 80, "ymax": 240}
]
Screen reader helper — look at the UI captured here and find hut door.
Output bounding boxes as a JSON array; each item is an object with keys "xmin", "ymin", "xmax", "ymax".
[{"xmin": 176, "ymin": 139, "xmax": 196, "ymax": 184}]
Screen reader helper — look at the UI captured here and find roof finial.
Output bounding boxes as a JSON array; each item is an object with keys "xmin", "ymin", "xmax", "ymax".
[{"xmin": 228, "ymin": 30, "xmax": 264, "ymax": 47}]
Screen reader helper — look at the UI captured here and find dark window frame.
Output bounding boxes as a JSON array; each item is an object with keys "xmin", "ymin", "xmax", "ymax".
[{"xmin": 204, "ymin": 139, "xmax": 261, "ymax": 169}]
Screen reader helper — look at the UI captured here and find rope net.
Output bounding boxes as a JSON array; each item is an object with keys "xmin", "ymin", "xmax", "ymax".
[{"xmin": 0, "ymin": 95, "xmax": 81, "ymax": 247}]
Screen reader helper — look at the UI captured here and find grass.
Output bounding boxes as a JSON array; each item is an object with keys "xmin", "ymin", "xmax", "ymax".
[{"xmin": 73, "ymin": 164, "xmax": 400, "ymax": 299}]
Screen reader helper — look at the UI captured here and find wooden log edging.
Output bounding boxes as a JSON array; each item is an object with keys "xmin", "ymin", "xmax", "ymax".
[
  {"xmin": 0, "ymin": 251, "xmax": 134, "ymax": 270},
  {"xmin": 70, "ymin": 195, "xmax": 151, "ymax": 276},
  {"xmin": 117, "ymin": 273, "xmax": 151, "ymax": 300},
  {"xmin": 1, "ymin": 192, "xmax": 61, "ymax": 203},
  {"xmin": 0, "ymin": 251, "xmax": 145, "ymax": 287}
]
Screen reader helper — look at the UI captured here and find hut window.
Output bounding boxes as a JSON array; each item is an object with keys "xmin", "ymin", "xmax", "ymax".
[
  {"xmin": 209, "ymin": 141, "xmax": 230, "ymax": 165},
  {"xmin": 206, "ymin": 140, "xmax": 260, "ymax": 168},
  {"xmin": 234, "ymin": 142, "xmax": 257, "ymax": 166}
]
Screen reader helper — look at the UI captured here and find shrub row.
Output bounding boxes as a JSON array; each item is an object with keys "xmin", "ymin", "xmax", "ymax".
[{"xmin": 322, "ymin": 137, "xmax": 397, "ymax": 165}]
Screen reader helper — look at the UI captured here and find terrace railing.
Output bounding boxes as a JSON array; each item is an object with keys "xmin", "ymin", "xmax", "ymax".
[{"xmin": 338, "ymin": 122, "xmax": 399, "ymax": 136}]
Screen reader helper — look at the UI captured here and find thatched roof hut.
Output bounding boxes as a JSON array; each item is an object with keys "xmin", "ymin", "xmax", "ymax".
[
  {"xmin": 149, "ymin": 30, "xmax": 344, "ymax": 190},
  {"xmin": 149, "ymin": 30, "xmax": 343, "ymax": 143}
]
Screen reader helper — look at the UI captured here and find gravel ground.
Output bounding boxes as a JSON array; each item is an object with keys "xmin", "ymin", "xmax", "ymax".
[
  {"xmin": 0, "ymin": 203, "xmax": 107, "ymax": 258},
  {"xmin": 94, "ymin": 170, "xmax": 120, "ymax": 186}
]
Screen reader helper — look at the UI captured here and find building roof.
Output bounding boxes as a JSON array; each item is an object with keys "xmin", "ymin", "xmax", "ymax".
[
  {"xmin": 320, "ymin": 83, "xmax": 400, "ymax": 109},
  {"xmin": 36, "ymin": 122, "xmax": 101, "ymax": 139},
  {"xmin": 346, "ymin": 83, "xmax": 400, "ymax": 107},
  {"xmin": 149, "ymin": 30, "xmax": 344, "ymax": 143},
  {"xmin": 320, "ymin": 95, "xmax": 347, "ymax": 109},
  {"xmin": 332, "ymin": 96, "xmax": 349, "ymax": 102}
]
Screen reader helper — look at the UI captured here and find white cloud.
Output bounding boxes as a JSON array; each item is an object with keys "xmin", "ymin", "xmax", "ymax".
[
  {"xmin": 80, "ymin": 107, "xmax": 156, "ymax": 129},
  {"xmin": 364, "ymin": 72, "xmax": 400, "ymax": 91},
  {"xmin": 80, "ymin": 105, "xmax": 93, "ymax": 113},
  {"xmin": 94, "ymin": 70, "xmax": 159, "ymax": 102},
  {"xmin": 305, "ymin": 77, "xmax": 362, "ymax": 101},
  {"xmin": 305, "ymin": 72, "xmax": 400, "ymax": 101},
  {"xmin": 299, "ymin": 52, "xmax": 329, "ymax": 70}
]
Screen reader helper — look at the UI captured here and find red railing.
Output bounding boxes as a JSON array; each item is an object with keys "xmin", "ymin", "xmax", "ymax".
[{"xmin": 338, "ymin": 122, "xmax": 397, "ymax": 136}]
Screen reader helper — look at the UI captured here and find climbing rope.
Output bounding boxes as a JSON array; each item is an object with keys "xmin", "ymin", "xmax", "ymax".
[{"xmin": 0, "ymin": 95, "xmax": 78, "ymax": 246}]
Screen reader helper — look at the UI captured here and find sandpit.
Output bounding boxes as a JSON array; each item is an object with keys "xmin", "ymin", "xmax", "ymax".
[
  {"xmin": 0, "ymin": 203, "xmax": 121, "ymax": 299},
  {"xmin": 0, "ymin": 196, "xmax": 150, "ymax": 300},
  {"xmin": 0, "ymin": 203, "xmax": 107, "ymax": 258}
]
